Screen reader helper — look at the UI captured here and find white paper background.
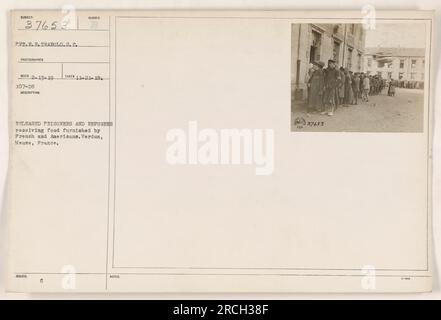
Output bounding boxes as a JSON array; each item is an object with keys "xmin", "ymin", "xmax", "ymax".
[{"xmin": 0, "ymin": 0, "xmax": 440, "ymax": 299}]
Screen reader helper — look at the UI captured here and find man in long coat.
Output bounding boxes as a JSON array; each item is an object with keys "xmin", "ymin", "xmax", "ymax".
[
  {"xmin": 322, "ymin": 59, "xmax": 341, "ymax": 116},
  {"xmin": 344, "ymin": 70, "xmax": 353, "ymax": 106},
  {"xmin": 338, "ymin": 67, "xmax": 346, "ymax": 107},
  {"xmin": 307, "ymin": 61, "xmax": 325, "ymax": 115}
]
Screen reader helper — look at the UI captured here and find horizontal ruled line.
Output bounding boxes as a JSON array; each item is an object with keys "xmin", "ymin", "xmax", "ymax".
[
  {"xmin": 13, "ymin": 272, "xmax": 432, "ymax": 278},
  {"xmin": 15, "ymin": 272, "xmax": 105, "ymax": 275},
  {"xmin": 18, "ymin": 78, "xmax": 110, "ymax": 81},
  {"xmin": 16, "ymin": 45, "xmax": 110, "ymax": 48},
  {"xmin": 18, "ymin": 61, "xmax": 110, "ymax": 64},
  {"xmin": 17, "ymin": 28, "xmax": 110, "ymax": 32}
]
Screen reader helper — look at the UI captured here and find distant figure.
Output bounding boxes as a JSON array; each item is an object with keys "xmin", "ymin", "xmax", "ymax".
[
  {"xmin": 352, "ymin": 73, "xmax": 360, "ymax": 105},
  {"xmin": 403, "ymin": 79, "xmax": 408, "ymax": 89},
  {"xmin": 344, "ymin": 70, "xmax": 353, "ymax": 106},
  {"xmin": 338, "ymin": 67, "xmax": 346, "ymax": 107},
  {"xmin": 368, "ymin": 76, "xmax": 372, "ymax": 95},
  {"xmin": 388, "ymin": 79, "xmax": 396, "ymax": 97},
  {"xmin": 362, "ymin": 75, "xmax": 370, "ymax": 102}
]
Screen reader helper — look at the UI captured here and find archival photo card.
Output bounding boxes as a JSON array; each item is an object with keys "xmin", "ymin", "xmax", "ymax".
[{"xmin": 5, "ymin": 10, "xmax": 433, "ymax": 293}]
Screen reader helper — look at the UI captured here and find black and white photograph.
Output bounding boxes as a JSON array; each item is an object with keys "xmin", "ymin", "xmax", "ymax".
[{"xmin": 291, "ymin": 23, "xmax": 428, "ymax": 132}]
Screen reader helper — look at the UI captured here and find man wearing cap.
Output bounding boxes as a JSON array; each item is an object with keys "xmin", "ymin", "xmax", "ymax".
[{"xmin": 322, "ymin": 59, "xmax": 341, "ymax": 116}]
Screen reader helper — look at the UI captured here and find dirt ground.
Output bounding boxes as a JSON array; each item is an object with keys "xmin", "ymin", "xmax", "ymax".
[{"xmin": 291, "ymin": 88, "xmax": 425, "ymax": 132}]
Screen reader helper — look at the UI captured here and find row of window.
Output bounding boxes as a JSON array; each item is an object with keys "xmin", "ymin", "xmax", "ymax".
[
  {"xmin": 331, "ymin": 40, "xmax": 362, "ymax": 70},
  {"xmin": 367, "ymin": 58, "xmax": 425, "ymax": 69},
  {"xmin": 309, "ymin": 28, "xmax": 363, "ymax": 70},
  {"xmin": 340, "ymin": 23, "xmax": 358, "ymax": 35},
  {"xmin": 368, "ymin": 71, "xmax": 425, "ymax": 80}
]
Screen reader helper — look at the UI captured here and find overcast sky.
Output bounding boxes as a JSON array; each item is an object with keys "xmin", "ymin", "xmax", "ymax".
[{"xmin": 365, "ymin": 23, "xmax": 426, "ymax": 48}]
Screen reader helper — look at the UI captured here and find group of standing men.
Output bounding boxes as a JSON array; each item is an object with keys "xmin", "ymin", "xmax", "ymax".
[{"xmin": 305, "ymin": 59, "xmax": 391, "ymax": 116}]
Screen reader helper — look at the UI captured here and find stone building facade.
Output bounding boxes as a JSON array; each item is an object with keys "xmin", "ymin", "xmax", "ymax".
[
  {"xmin": 291, "ymin": 23, "xmax": 366, "ymax": 101},
  {"xmin": 363, "ymin": 47, "xmax": 425, "ymax": 84}
]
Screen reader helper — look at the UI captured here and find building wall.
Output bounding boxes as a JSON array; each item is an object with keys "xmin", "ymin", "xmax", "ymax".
[
  {"xmin": 364, "ymin": 55, "xmax": 425, "ymax": 82},
  {"xmin": 292, "ymin": 23, "xmax": 366, "ymax": 101}
]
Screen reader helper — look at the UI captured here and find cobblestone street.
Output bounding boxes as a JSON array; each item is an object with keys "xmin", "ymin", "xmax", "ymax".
[{"xmin": 291, "ymin": 88, "xmax": 424, "ymax": 132}]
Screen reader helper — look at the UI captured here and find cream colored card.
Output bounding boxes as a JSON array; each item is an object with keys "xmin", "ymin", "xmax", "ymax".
[{"xmin": 5, "ymin": 10, "xmax": 433, "ymax": 292}]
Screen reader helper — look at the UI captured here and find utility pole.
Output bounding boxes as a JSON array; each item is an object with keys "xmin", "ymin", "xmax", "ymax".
[
  {"xmin": 342, "ymin": 24, "xmax": 347, "ymax": 68},
  {"xmin": 295, "ymin": 24, "xmax": 301, "ymax": 87},
  {"xmin": 294, "ymin": 24, "xmax": 303, "ymax": 100}
]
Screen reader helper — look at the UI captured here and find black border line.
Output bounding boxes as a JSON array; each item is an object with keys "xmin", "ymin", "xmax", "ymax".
[
  {"xmin": 13, "ymin": 272, "xmax": 431, "ymax": 278},
  {"xmin": 108, "ymin": 16, "xmax": 432, "ymax": 277}
]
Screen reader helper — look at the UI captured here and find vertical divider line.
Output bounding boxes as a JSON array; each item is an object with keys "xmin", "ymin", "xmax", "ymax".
[
  {"xmin": 111, "ymin": 17, "xmax": 117, "ymax": 270},
  {"xmin": 105, "ymin": 15, "xmax": 111, "ymax": 290}
]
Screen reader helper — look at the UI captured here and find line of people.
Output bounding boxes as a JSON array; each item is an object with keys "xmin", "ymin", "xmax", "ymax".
[
  {"xmin": 305, "ymin": 59, "xmax": 394, "ymax": 116},
  {"xmin": 396, "ymin": 80, "xmax": 423, "ymax": 89}
]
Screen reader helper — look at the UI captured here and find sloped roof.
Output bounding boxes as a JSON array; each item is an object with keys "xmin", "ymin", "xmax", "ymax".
[{"xmin": 365, "ymin": 47, "xmax": 425, "ymax": 57}]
